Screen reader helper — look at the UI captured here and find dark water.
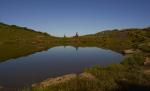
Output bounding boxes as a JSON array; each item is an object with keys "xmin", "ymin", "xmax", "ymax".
[{"xmin": 0, "ymin": 46, "xmax": 123, "ymax": 89}]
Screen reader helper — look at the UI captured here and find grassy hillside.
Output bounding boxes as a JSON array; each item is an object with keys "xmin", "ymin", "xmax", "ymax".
[
  {"xmin": 0, "ymin": 23, "xmax": 59, "ymax": 61},
  {"xmin": 62, "ymin": 28, "xmax": 150, "ymax": 52}
]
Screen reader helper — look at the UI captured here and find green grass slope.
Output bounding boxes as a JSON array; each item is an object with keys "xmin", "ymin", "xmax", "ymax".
[{"xmin": 0, "ymin": 23, "xmax": 59, "ymax": 61}]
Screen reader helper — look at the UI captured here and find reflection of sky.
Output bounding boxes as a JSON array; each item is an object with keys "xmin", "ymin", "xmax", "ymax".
[
  {"xmin": 0, "ymin": 46, "xmax": 123, "ymax": 88},
  {"xmin": 0, "ymin": 0, "xmax": 150, "ymax": 36}
]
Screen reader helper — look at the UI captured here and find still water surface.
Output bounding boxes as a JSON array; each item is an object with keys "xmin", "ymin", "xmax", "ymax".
[{"xmin": 0, "ymin": 46, "xmax": 123, "ymax": 88}]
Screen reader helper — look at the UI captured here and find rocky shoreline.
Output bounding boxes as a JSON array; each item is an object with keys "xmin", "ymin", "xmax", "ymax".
[{"xmin": 32, "ymin": 72, "xmax": 95, "ymax": 88}]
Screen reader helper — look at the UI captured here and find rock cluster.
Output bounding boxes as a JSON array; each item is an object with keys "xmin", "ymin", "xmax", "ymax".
[
  {"xmin": 123, "ymin": 49, "xmax": 137, "ymax": 54},
  {"xmin": 32, "ymin": 74, "xmax": 77, "ymax": 87},
  {"xmin": 32, "ymin": 72, "xmax": 95, "ymax": 88}
]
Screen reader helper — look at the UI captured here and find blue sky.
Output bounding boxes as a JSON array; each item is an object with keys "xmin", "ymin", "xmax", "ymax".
[{"xmin": 0, "ymin": 0, "xmax": 150, "ymax": 36}]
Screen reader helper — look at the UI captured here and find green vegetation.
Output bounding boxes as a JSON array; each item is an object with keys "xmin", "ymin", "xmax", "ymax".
[
  {"xmin": 0, "ymin": 23, "xmax": 60, "ymax": 61},
  {"xmin": 121, "ymin": 53, "xmax": 145, "ymax": 66}
]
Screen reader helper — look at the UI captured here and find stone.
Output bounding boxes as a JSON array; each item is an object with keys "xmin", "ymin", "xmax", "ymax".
[
  {"xmin": 144, "ymin": 57, "xmax": 150, "ymax": 66},
  {"xmin": 80, "ymin": 72, "xmax": 95, "ymax": 79},
  {"xmin": 32, "ymin": 74, "xmax": 77, "ymax": 87},
  {"xmin": 123, "ymin": 49, "xmax": 136, "ymax": 54}
]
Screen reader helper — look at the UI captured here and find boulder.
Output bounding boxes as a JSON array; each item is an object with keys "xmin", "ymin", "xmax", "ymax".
[
  {"xmin": 123, "ymin": 49, "xmax": 136, "ymax": 54},
  {"xmin": 32, "ymin": 74, "xmax": 77, "ymax": 87},
  {"xmin": 80, "ymin": 72, "xmax": 95, "ymax": 79},
  {"xmin": 144, "ymin": 57, "xmax": 150, "ymax": 66}
]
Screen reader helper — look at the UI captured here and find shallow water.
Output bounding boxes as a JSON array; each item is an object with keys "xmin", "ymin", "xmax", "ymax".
[{"xmin": 0, "ymin": 46, "xmax": 123, "ymax": 88}]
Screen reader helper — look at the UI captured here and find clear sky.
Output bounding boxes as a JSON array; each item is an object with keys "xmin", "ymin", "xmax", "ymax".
[{"xmin": 0, "ymin": 0, "xmax": 150, "ymax": 36}]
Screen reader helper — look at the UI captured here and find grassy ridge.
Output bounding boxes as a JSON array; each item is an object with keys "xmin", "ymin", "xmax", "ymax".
[
  {"xmin": 0, "ymin": 23, "xmax": 60, "ymax": 61},
  {"xmin": 62, "ymin": 28, "xmax": 150, "ymax": 52}
]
